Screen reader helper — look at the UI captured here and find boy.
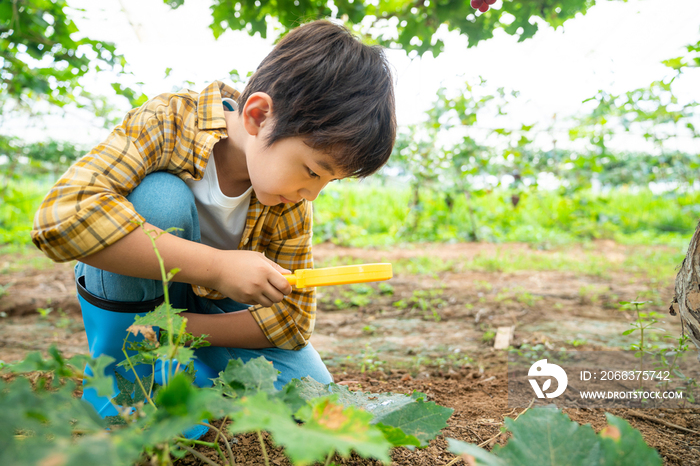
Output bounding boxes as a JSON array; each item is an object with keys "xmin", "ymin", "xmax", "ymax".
[{"xmin": 31, "ymin": 20, "xmax": 396, "ymax": 432}]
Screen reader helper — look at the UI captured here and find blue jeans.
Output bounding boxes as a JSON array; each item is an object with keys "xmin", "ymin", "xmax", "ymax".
[{"xmin": 75, "ymin": 172, "xmax": 332, "ymax": 389}]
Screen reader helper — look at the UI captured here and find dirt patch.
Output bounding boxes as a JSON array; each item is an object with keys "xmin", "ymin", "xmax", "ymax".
[
  {"xmin": 1, "ymin": 241, "xmax": 698, "ymax": 465},
  {"xmin": 176, "ymin": 369, "xmax": 700, "ymax": 466}
]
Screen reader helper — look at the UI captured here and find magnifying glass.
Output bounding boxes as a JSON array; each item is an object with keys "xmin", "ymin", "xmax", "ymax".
[{"xmin": 283, "ymin": 263, "xmax": 392, "ymax": 288}]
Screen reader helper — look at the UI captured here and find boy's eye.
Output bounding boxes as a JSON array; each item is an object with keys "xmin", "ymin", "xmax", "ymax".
[{"xmin": 308, "ymin": 168, "xmax": 319, "ymax": 178}]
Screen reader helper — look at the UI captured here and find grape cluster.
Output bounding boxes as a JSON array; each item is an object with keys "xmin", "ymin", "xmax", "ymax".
[{"xmin": 471, "ymin": 0, "xmax": 496, "ymax": 12}]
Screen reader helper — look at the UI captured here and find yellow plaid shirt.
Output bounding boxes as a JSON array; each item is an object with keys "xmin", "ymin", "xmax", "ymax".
[{"xmin": 31, "ymin": 81, "xmax": 315, "ymax": 350}]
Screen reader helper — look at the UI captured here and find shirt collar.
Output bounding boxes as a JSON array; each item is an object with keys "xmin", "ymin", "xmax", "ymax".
[{"xmin": 197, "ymin": 81, "xmax": 241, "ymax": 131}]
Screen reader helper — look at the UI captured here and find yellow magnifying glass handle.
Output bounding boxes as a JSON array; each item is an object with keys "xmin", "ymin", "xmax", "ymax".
[{"xmin": 283, "ymin": 263, "xmax": 392, "ymax": 288}]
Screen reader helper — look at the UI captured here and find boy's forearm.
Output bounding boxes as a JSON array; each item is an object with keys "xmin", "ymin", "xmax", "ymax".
[
  {"xmin": 79, "ymin": 222, "xmax": 220, "ymax": 289},
  {"xmin": 181, "ymin": 311, "xmax": 274, "ymax": 348}
]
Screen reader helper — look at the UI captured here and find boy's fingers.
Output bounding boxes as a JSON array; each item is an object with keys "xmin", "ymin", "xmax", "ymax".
[
  {"xmin": 260, "ymin": 287, "xmax": 286, "ymax": 307},
  {"xmin": 270, "ymin": 274, "xmax": 293, "ymax": 295}
]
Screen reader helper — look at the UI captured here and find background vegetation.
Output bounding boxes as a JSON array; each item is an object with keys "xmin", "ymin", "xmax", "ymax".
[{"xmin": 2, "ymin": 1, "xmax": 699, "ymax": 251}]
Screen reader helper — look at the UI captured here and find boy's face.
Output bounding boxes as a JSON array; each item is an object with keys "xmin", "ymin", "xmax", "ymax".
[{"xmin": 246, "ymin": 134, "xmax": 343, "ymax": 206}]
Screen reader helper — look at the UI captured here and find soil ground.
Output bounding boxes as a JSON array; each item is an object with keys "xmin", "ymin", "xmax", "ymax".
[{"xmin": 1, "ymin": 241, "xmax": 699, "ymax": 465}]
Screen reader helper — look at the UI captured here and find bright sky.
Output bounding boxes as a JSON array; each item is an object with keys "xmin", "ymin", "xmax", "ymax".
[{"xmin": 5, "ymin": 0, "xmax": 700, "ymax": 148}]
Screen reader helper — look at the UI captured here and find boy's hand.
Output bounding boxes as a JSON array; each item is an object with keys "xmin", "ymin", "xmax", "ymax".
[{"xmin": 214, "ymin": 251, "xmax": 293, "ymax": 307}]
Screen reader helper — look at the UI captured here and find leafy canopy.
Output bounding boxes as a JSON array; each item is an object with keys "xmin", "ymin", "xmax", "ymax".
[
  {"xmin": 0, "ymin": 0, "xmax": 125, "ymax": 108},
  {"xmin": 169, "ymin": 0, "xmax": 607, "ymax": 56}
]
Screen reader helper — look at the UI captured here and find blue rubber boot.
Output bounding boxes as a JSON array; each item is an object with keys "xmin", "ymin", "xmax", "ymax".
[
  {"xmin": 78, "ymin": 275, "xmax": 160, "ymax": 418},
  {"xmin": 153, "ymin": 358, "xmax": 218, "ymax": 440},
  {"xmin": 78, "ymin": 276, "xmax": 211, "ymax": 439}
]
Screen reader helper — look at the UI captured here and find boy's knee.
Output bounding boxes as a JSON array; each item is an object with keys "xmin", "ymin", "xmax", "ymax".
[{"xmin": 127, "ymin": 172, "xmax": 198, "ymax": 241}]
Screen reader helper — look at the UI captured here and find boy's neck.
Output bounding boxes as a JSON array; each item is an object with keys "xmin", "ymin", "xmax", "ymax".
[{"xmin": 213, "ymin": 111, "xmax": 252, "ymax": 197}]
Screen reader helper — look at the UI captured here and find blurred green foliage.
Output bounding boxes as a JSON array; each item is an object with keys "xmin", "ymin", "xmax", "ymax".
[
  {"xmin": 313, "ymin": 182, "xmax": 699, "ymax": 249},
  {"xmin": 1, "ymin": 0, "xmax": 148, "ymax": 123},
  {"xmin": 0, "ymin": 135, "xmax": 84, "ymax": 244}
]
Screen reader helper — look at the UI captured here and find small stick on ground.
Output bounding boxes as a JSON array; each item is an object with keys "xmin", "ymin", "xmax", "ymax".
[
  {"xmin": 477, "ymin": 398, "xmax": 535, "ymax": 448},
  {"xmin": 626, "ymin": 410, "xmax": 700, "ymax": 436}
]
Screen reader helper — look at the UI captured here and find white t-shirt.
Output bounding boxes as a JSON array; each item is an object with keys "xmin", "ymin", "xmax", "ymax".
[{"xmin": 185, "ymin": 154, "xmax": 252, "ymax": 250}]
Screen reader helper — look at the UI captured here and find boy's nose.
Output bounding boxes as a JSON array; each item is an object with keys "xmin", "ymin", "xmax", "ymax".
[
  {"xmin": 301, "ymin": 189, "xmax": 320, "ymax": 202},
  {"xmin": 300, "ymin": 181, "xmax": 327, "ymax": 202}
]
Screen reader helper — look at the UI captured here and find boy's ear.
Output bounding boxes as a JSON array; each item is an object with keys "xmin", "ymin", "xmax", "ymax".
[{"xmin": 242, "ymin": 92, "xmax": 273, "ymax": 136}]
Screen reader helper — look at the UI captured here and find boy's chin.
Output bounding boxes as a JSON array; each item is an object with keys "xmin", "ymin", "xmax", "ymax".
[{"xmin": 257, "ymin": 194, "xmax": 287, "ymax": 206}]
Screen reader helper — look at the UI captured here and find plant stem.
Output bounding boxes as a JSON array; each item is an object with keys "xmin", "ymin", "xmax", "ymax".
[
  {"xmin": 257, "ymin": 430, "xmax": 270, "ymax": 466},
  {"xmin": 324, "ymin": 450, "xmax": 335, "ymax": 466},
  {"xmin": 120, "ymin": 344, "xmax": 157, "ymax": 410},
  {"xmin": 179, "ymin": 444, "xmax": 220, "ymax": 466},
  {"xmin": 141, "ymin": 224, "xmax": 174, "ymax": 346},
  {"xmin": 177, "ymin": 436, "xmax": 231, "ymax": 465},
  {"xmin": 209, "ymin": 418, "xmax": 236, "ymax": 466},
  {"xmin": 162, "ymin": 443, "xmax": 173, "ymax": 466},
  {"xmin": 635, "ymin": 303, "xmax": 644, "ymax": 391}
]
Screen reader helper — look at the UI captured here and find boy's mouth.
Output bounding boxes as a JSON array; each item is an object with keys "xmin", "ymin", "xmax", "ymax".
[{"xmin": 279, "ymin": 195, "xmax": 297, "ymax": 204}]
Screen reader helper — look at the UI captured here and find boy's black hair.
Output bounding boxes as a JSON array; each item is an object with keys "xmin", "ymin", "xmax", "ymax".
[{"xmin": 238, "ymin": 20, "xmax": 396, "ymax": 178}]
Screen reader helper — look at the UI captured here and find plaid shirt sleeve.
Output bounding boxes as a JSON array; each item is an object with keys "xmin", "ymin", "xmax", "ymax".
[
  {"xmin": 31, "ymin": 85, "xmax": 226, "ymax": 262},
  {"xmin": 249, "ymin": 200, "xmax": 315, "ymax": 351}
]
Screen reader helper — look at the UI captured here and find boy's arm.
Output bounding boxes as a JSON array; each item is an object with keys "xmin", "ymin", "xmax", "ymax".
[{"xmin": 80, "ymin": 220, "xmax": 290, "ymax": 348}]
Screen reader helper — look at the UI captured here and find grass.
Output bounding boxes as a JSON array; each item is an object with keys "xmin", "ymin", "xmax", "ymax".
[
  {"xmin": 1, "ymin": 177, "xmax": 696, "ymax": 267},
  {"xmin": 313, "ymin": 181, "xmax": 698, "ymax": 249},
  {"xmin": 316, "ymin": 245, "xmax": 685, "ymax": 282},
  {"xmin": 0, "ymin": 178, "xmax": 53, "ymax": 245}
]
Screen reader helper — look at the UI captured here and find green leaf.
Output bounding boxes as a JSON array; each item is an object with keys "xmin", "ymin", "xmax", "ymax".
[
  {"xmin": 599, "ymin": 414, "xmax": 662, "ymax": 465},
  {"xmin": 289, "ymin": 397, "xmax": 392, "ymax": 463},
  {"xmin": 376, "ymin": 398, "xmax": 453, "ymax": 446},
  {"xmin": 213, "ymin": 356, "xmax": 279, "ymax": 398},
  {"xmin": 228, "ymin": 391, "xmax": 297, "ymax": 433},
  {"xmin": 293, "ymin": 376, "xmax": 419, "ymax": 418},
  {"xmin": 229, "ymin": 392, "xmax": 391, "ymax": 464},
  {"xmin": 292, "ymin": 377, "xmax": 452, "ymax": 446},
  {"xmin": 446, "ymin": 407, "xmax": 662, "ymax": 465},
  {"xmin": 494, "ymin": 407, "xmax": 602, "ymax": 464},
  {"xmin": 132, "ymin": 303, "xmax": 186, "ymax": 332},
  {"xmin": 154, "ymin": 372, "xmax": 193, "ymax": 417},
  {"xmin": 112, "ymin": 372, "xmax": 153, "ymax": 407},
  {"xmin": 376, "ymin": 423, "xmax": 421, "ymax": 448},
  {"xmin": 662, "ymin": 57, "xmax": 685, "ymax": 71}
]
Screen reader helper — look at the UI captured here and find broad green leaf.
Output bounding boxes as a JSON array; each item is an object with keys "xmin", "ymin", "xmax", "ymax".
[
  {"xmin": 292, "ymin": 377, "xmax": 452, "ymax": 446},
  {"xmin": 447, "ymin": 409, "xmax": 662, "ymax": 466},
  {"xmin": 494, "ymin": 407, "xmax": 602, "ymax": 465},
  {"xmin": 288, "ymin": 397, "xmax": 391, "ymax": 464},
  {"xmin": 276, "ymin": 381, "xmax": 308, "ymax": 414},
  {"xmin": 112, "ymin": 372, "xmax": 153, "ymax": 407},
  {"xmin": 229, "ymin": 392, "xmax": 391, "ymax": 465},
  {"xmin": 83, "ymin": 355, "xmax": 118, "ymax": 398},
  {"xmin": 144, "ymin": 372, "xmax": 223, "ymax": 444},
  {"xmin": 293, "ymin": 376, "xmax": 419, "ymax": 418},
  {"xmin": 228, "ymin": 391, "xmax": 297, "ymax": 434}
]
